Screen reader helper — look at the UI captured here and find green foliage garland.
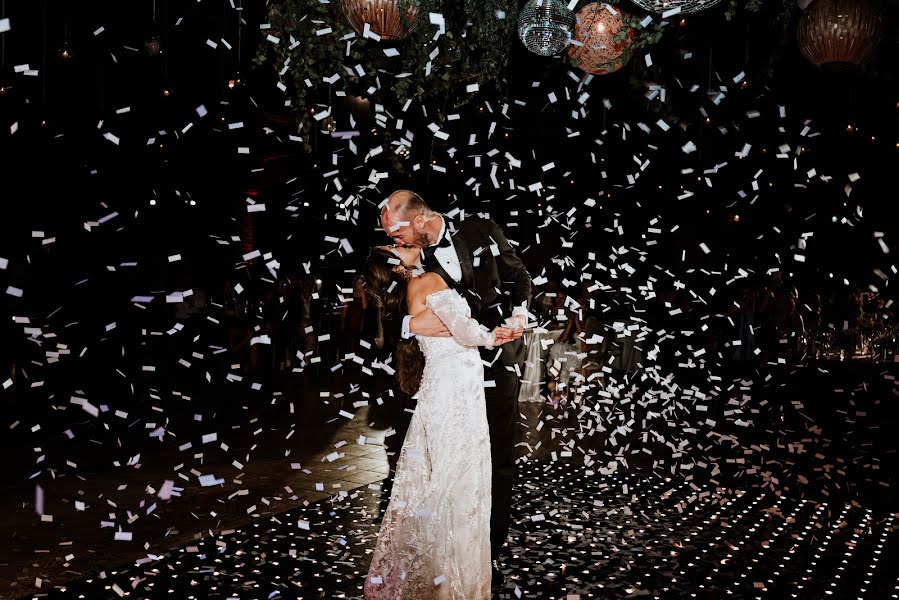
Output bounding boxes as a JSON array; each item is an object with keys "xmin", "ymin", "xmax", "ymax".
[
  {"xmin": 254, "ymin": 0, "xmax": 517, "ymax": 143},
  {"xmin": 254, "ymin": 0, "xmax": 892, "ymax": 154}
]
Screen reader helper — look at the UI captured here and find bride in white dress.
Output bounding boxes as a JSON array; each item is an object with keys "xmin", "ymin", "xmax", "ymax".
[{"xmin": 362, "ymin": 245, "xmax": 519, "ymax": 600}]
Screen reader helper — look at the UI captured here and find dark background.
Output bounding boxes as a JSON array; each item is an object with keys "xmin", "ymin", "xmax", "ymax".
[{"xmin": 0, "ymin": 0, "xmax": 897, "ymax": 505}]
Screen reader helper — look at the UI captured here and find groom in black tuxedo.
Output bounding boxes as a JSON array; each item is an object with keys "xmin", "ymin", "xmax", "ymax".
[{"xmin": 380, "ymin": 189, "xmax": 531, "ymax": 572}]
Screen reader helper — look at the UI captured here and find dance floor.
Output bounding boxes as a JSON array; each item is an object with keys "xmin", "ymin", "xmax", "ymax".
[{"xmin": 30, "ymin": 462, "xmax": 897, "ymax": 599}]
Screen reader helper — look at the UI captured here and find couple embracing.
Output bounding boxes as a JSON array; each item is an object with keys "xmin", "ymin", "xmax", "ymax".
[{"xmin": 362, "ymin": 190, "xmax": 532, "ymax": 599}]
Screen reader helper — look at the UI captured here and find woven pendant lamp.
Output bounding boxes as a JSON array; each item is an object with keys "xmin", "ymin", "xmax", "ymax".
[{"xmin": 797, "ymin": 0, "xmax": 883, "ymax": 68}]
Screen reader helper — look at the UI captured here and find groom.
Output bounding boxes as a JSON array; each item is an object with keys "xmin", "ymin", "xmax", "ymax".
[{"xmin": 380, "ymin": 189, "xmax": 531, "ymax": 572}]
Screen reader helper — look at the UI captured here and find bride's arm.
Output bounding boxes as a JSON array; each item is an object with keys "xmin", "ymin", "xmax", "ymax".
[
  {"xmin": 427, "ymin": 290, "xmax": 495, "ymax": 347},
  {"xmin": 408, "ymin": 274, "xmax": 493, "ymax": 347}
]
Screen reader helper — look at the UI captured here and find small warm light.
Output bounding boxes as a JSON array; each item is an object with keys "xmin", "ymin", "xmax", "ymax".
[
  {"xmin": 704, "ymin": 117, "xmax": 711, "ymax": 124},
  {"xmin": 870, "ymin": 136, "xmax": 875, "ymax": 141},
  {"xmin": 846, "ymin": 124, "xmax": 854, "ymax": 132},
  {"xmin": 679, "ymin": 19, "xmax": 686, "ymax": 27},
  {"xmin": 734, "ymin": 214, "xmax": 741, "ymax": 222},
  {"xmin": 149, "ymin": 199, "xmax": 157, "ymax": 206},
  {"xmin": 60, "ymin": 48, "xmax": 71, "ymax": 60},
  {"xmin": 740, "ymin": 80, "xmax": 748, "ymax": 88},
  {"xmin": 163, "ymin": 88, "xmax": 171, "ymax": 97},
  {"xmin": 145, "ymin": 37, "xmax": 162, "ymax": 55}
]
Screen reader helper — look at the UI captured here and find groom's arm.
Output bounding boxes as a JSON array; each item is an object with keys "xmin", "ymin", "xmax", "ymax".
[
  {"xmin": 402, "ymin": 310, "xmax": 451, "ymax": 338},
  {"xmin": 484, "ymin": 218, "xmax": 531, "ymax": 319}
]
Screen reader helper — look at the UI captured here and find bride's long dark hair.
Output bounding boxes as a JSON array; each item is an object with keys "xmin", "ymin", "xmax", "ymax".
[{"xmin": 363, "ymin": 247, "xmax": 425, "ymax": 396}]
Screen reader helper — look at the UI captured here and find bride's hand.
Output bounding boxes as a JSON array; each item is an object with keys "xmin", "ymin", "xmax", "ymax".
[{"xmin": 491, "ymin": 326, "xmax": 518, "ymax": 346}]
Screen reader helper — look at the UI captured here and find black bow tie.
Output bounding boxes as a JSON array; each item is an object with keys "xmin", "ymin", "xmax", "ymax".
[{"xmin": 434, "ymin": 232, "xmax": 452, "ymax": 249}]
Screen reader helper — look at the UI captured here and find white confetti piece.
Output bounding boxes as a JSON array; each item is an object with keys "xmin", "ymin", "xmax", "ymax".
[
  {"xmin": 199, "ymin": 474, "xmax": 224, "ymax": 487},
  {"xmin": 35, "ymin": 485, "xmax": 44, "ymax": 515}
]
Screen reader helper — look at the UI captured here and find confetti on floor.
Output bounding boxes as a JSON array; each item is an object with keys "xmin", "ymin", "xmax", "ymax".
[{"xmin": 33, "ymin": 463, "xmax": 898, "ymax": 600}]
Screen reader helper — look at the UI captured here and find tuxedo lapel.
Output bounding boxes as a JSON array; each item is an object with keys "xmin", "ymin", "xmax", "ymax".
[
  {"xmin": 423, "ymin": 252, "xmax": 453, "ymax": 290},
  {"xmin": 448, "ymin": 222, "xmax": 475, "ymax": 290}
]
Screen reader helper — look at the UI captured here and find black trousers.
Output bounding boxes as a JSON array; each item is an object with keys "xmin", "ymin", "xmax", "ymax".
[{"xmin": 483, "ymin": 361, "xmax": 522, "ymax": 560}]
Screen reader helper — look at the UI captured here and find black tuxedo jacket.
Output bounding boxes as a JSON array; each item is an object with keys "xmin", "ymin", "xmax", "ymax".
[{"xmin": 423, "ymin": 215, "xmax": 531, "ymax": 366}]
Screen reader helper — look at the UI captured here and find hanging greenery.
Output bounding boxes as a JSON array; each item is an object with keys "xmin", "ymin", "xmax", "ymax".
[
  {"xmin": 254, "ymin": 0, "xmax": 517, "ymax": 144},
  {"xmin": 254, "ymin": 0, "xmax": 892, "ymax": 155},
  {"xmin": 252, "ymin": 0, "xmax": 788, "ymax": 121}
]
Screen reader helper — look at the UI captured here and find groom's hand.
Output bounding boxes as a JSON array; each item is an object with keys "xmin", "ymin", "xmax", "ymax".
[
  {"xmin": 409, "ymin": 309, "xmax": 451, "ymax": 337},
  {"xmin": 491, "ymin": 327, "xmax": 518, "ymax": 346}
]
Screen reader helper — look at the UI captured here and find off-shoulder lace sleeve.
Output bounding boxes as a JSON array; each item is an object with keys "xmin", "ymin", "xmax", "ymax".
[{"xmin": 426, "ymin": 289, "xmax": 493, "ymax": 348}]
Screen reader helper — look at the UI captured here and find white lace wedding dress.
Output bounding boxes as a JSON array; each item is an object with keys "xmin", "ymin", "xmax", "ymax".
[{"xmin": 364, "ymin": 288, "xmax": 493, "ymax": 600}]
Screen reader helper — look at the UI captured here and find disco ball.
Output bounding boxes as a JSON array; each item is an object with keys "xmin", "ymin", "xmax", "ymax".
[
  {"xmin": 797, "ymin": 0, "xmax": 882, "ymax": 67},
  {"xmin": 628, "ymin": 0, "xmax": 723, "ymax": 15},
  {"xmin": 517, "ymin": 0, "xmax": 575, "ymax": 56},
  {"xmin": 340, "ymin": 0, "xmax": 420, "ymax": 41},
  {"xmin": 567, "ymin": 2, "xmax": 635, "ymax": 75}
]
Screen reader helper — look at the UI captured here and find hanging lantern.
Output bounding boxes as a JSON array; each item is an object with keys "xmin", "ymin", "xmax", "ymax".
[
  {"xmin": 517, "ymin": 0, "xmax": 575, "ymax": 57},
  {"xmin": 628, "ymin": 0, "xmax": 723, "ymax": 15},
  {"xmin": 567, "ymin": 2, "xmax": 635, "ymax": 75},
  {"xmin": 339, "ymin": 0, "xmax": 420, "ymax": 41},
  {"xmin": 797, "ymin": 0, "xmax": 883, "ymax": 68}
]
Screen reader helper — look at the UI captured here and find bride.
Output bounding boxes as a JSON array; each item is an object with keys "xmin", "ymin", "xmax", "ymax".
[{"xmin": 362, "ymin": 245, "xmax": 519, "ymax": 599}]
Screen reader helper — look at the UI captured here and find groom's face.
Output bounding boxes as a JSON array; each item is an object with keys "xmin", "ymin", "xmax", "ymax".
[{"xmin": 381, "ymin": 207, "xmax": 424, "ymax": 248}]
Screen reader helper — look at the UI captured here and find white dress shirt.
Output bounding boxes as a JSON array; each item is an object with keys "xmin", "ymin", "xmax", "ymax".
[{"xmin": 432, "ymin": 218, "xmax": 463, "ymax": 283}]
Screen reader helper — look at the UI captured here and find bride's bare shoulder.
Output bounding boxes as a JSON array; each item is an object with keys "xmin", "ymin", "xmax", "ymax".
[{"xmin": 407, "ymin": 272, "xmax": 447, "ymax": 305}]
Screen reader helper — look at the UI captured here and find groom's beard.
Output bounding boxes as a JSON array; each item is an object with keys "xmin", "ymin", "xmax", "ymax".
[{"xmin": 413, "ymin": 230, "xmax": 430, "ymax": 249}]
